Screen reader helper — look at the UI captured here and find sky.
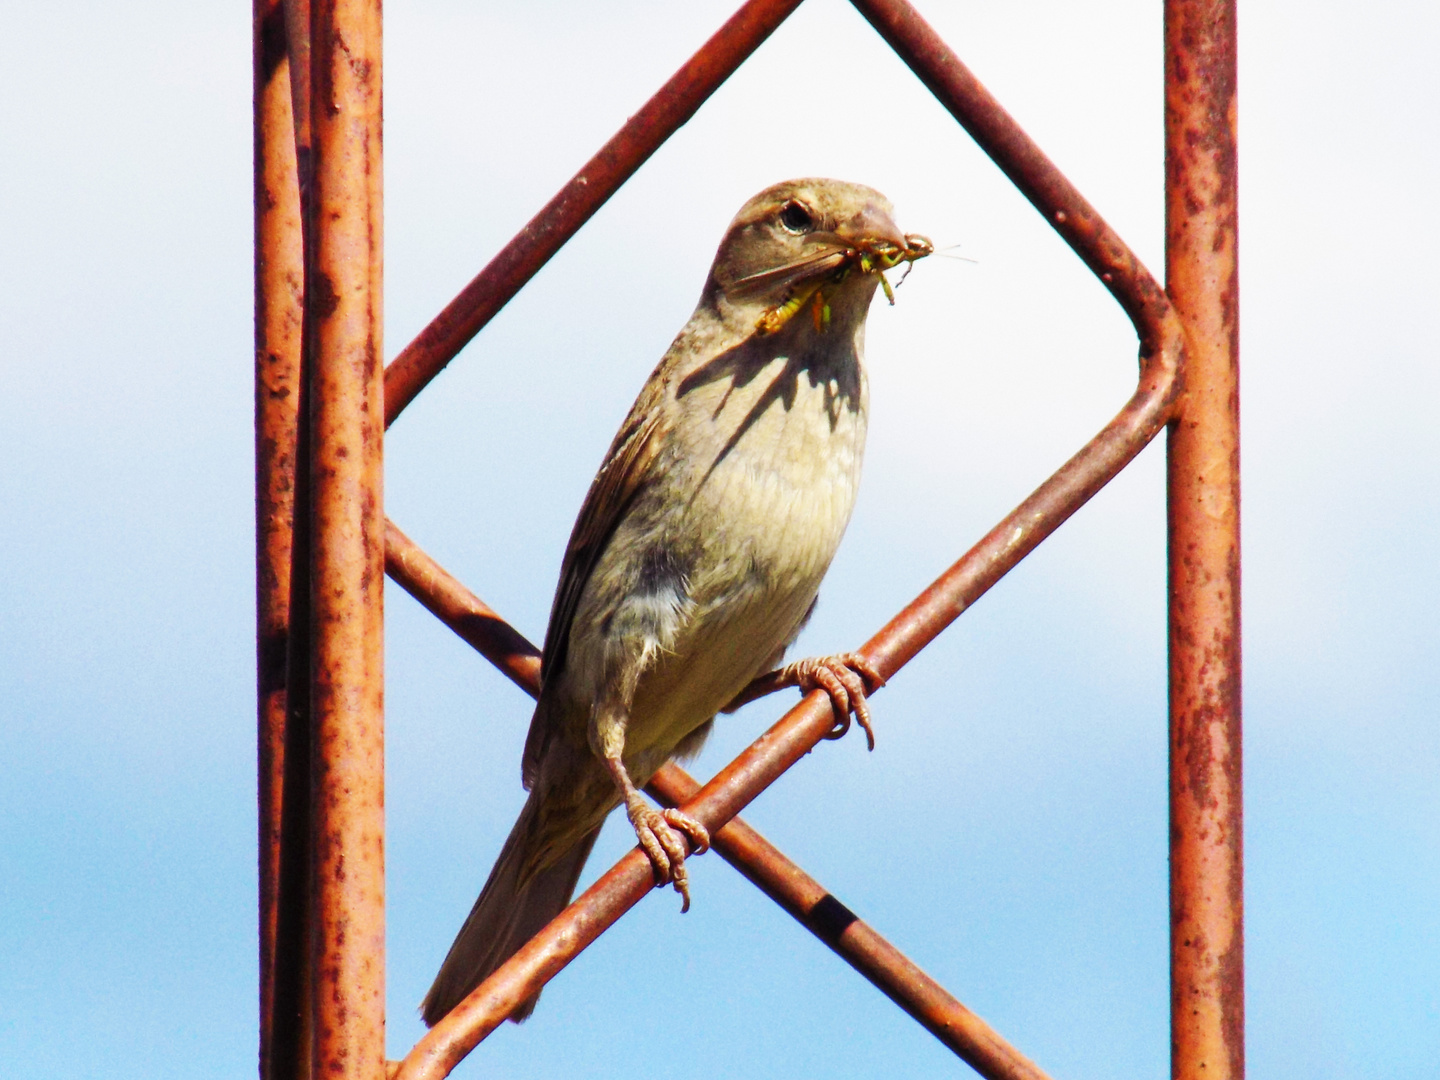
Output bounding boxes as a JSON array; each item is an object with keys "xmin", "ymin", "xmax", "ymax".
[{"xmin": 1, "ymin": 1, "xmax": 1436, "ymax": 1078}]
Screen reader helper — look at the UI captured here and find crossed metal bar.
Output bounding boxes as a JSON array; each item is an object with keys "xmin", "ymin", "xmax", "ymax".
[{"xmin": 254, "ymin": 1, "xmax": 1241, "ymax": 1079}]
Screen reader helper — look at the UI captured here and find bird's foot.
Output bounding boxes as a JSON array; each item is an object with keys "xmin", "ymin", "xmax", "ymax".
[
  {"xmin": 626, "ymin": 798, "xmax": 710, "ymax": 912},
  {"xmin": 779, "ymin": 652, "xmax": 886, "ymax": 750}
]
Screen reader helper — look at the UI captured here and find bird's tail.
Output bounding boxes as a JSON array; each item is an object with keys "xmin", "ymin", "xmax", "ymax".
[{"xmin": 421, "ymin": 790, "xmax": 600, "ymax": 1027}]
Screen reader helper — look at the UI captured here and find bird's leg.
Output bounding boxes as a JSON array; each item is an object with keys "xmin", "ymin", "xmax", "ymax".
[
  {"xmin": 592, "ymin": 704, "xmax": 710, "ymax": 912},
  {"xmin": 774, "ymin": 653, "xmax": 886, "ymax": 750}
]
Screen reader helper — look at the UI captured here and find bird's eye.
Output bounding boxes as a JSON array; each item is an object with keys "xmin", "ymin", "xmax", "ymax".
[{"xmin": 778, "ymin": 200, "xmax": 815, "ymax": 234}]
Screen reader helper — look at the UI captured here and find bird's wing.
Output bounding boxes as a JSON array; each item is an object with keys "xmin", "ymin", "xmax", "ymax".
[{"xmin": 522, "ymin": 382, "xmax": 667, "ymax": 783}]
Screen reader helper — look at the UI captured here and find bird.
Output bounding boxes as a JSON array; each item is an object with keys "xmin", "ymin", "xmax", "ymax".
[{"xmin": 422, "ymin": 178, "xmax": 931, "ymax": 1026}]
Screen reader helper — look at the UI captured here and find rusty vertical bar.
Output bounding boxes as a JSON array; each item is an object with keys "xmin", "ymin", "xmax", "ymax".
[
  {"xmin": 267, "ymin": 5, "xmax": 318, "ymax": 1077},
  {"xmin": 1165, "ymin": 2, "xmax": 1243, "ymax": 1078},
  {"xmin": 254, "ymin": 0, "xmax": 304, "ymax": 1076},
  {"xmin": 306, "ymin": 0, "xmax": 386, "ymax": 1077}
]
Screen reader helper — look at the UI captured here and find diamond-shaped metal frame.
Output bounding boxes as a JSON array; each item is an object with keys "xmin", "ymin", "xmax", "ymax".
[{"xmin": 253, "ymin": 1, "xmax": 1241, "ymax": 1078}]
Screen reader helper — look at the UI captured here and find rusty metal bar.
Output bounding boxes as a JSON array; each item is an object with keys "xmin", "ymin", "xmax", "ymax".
[
  {"xmin": 380, "ymin": 0, "xmax": 804, "ymax": 428},
  {"xmin": 647, "ymin": 765, "xmax": 1054, "ymax": 1080},
  {"xmin": 306, "ymin": 0, "xmax": 386, "ymax": 1076},
  {"xmin": 384, "ymin": 520, "xmax": 541, "ymax": 697},
  {"xmin": 265, "ymin": 6, "xmax": 318, "ymax": 1078},
  {"xmin": 382, "ymin": 523, "xmax": 1055, "ymax": 1080},
  {"xmin": 1164, "ymin": 2, "xmax": 1243, "ymax": 1078},
  {"xmin": 253, "ymin": 0, "xmax": 304, "ymax": 1075},
  {"xmin": 282, "ymin": 0, "xmax": 312, "ymax": 167}
]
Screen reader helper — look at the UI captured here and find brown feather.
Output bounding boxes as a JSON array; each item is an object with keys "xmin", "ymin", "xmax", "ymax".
[{"xmin": 522, "ymin": 396, "xmax": 666, "ymax": 785}]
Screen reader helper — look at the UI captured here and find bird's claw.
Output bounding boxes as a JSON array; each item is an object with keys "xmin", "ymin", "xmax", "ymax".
[
  {"xmin": 662, "ymin": 808, "xmax": 711, "ymax": 855},
  {"xmin": 627, "ymin": 801, "xmax": 709, "ymax": 912},
  {"xmin": 783, "ymin": 652, "xmax": 885, "ymax": 750}
]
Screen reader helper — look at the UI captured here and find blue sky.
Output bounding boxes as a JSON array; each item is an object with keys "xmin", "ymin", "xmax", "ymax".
[{"xmin": 1, "ymin": 1, "xmax": 1435, "ymax": 1077}]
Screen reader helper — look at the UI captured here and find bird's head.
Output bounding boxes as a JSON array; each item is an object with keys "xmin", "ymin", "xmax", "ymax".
[{"xmin": 706, "ymin": 178, "xmax": 932, "ymax": 337}]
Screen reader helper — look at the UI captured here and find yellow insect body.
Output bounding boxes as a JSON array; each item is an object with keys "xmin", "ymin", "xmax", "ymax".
[{"xmin": 756, "ymin": 281, "xmax": 823, "ymax": 336}]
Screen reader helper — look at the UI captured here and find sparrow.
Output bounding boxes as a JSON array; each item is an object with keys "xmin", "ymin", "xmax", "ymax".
[{"xmin": 422, "ymin": 178, "xmax": 931, "ymax": 1026}]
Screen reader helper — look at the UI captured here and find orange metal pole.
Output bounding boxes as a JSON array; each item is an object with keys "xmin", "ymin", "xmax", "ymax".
[
  {"xmin": 262, "ymin": 4, "xmax": 319, "ymax": 1077},
  {"xmin": 306, "ymin": 0, "xmax": 386, "ymax": 1076},
  {"xmin": 1164, "ymin": 1, "xmax": 1244, "ymax": 1078},
  {"xmin": 254, "ymin": 0, "xmax": 304, "ymax": 1075}
]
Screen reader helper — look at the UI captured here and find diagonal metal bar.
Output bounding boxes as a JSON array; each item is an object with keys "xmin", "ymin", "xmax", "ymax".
[
  {"xmin": 849, "ymin": 0, "xmax": 1175, "ymax": 358},
  {"xmin": 384, "ymin": 523, "xmax": 1053, "ymax": 1080},
  {"xmin": 647, "ymin": 765, "xmax": 1054, "ymax": 1080},
  {"xmin": 381, "ymin": 0, "xmax": 805, "ymax": 427},
  {"xmin": 384, "ymin": 520, "xmax": 542, "ymax": 695}
]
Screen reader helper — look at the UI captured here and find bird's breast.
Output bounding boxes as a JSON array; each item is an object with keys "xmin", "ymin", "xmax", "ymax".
[
  {"xmin": 613, "ymin": 344, "xmax": 868, "ymax": 756},
  {"xmin": 682, "ymin": 351, "xmax": 867, "ymax": 598}
]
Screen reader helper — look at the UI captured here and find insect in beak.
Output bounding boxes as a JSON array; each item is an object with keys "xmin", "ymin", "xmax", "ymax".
[
  {"xmin": 755, "ymin": 232, "xmax": 933, "ymax": 335},
  {"xmin": 858, "ymin": 232, "xmax": 933, "ymax": 305}
]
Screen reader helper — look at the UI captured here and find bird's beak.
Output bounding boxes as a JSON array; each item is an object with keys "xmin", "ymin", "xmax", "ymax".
[{"xmin": 833, "ymin": 201, "xmax": 909, "ymax": 253}]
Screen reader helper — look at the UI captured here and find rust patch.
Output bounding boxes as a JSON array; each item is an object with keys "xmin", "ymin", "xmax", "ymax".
[{"xmin": 311, "ymin": 272, "xmax": 339, "ymax": 319}]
